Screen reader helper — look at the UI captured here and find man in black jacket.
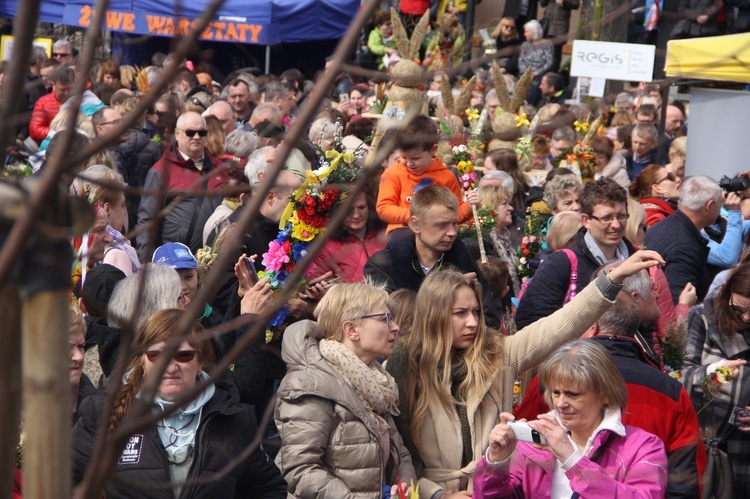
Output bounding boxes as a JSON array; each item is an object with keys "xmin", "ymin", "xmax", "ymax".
[
  {"xmin": 364, "ymin": 185, "xmax": 502, "ymax": 328},
  {"xmin": 515, "ymin": 177, "xmax": 636, "ymax": 329},
  {"xmin": 644, "ymin": 175, "xmax": 723, "ymax": 304}
]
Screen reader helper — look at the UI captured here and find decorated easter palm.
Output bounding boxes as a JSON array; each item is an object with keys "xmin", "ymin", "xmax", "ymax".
[
  {"xmin": 383, "ymin": 8, "xmax": 430, "ymax": 119},
  {"xmin": 488, "ymin": 65, "xmax": 533, "ymax": 152}
]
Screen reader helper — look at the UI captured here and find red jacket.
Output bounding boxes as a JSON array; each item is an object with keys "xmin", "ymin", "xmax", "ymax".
[
  {"xmin": 641, "ymin": 197, "xmax": 676, "ymax": 227},
  {"xmin": 399, "ymin": 0, "xmax": 431, "ymax": 15},
  {"xmin": 136, "ymin": 145, "xmax": 228, "ymax": 260},
  {"xmin": 29, "ymin": 92, "xmax": 63, "ymax": 143},
  {"xmin": 307, "ymin": 230, "xmax": 387, "ymax": 283}
]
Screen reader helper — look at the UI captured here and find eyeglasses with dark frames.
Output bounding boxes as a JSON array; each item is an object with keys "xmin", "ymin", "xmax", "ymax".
[
  {"xmin": 588, "ymin": 213, "xmax": 630, "ymax": 225},
  {"xmin": 144, "ymin": 350, "xmax": 198, "ymax": 363},
  {"xmin": 353, "ymin": 312, "xmax": 395, "ymax": 327}
]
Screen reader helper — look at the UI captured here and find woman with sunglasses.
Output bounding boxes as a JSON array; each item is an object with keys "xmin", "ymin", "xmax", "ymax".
[
  {"xmin": 628, "ymin": 164, "xmax": 681, "ymax": 227},
  {"xmin": 683, "ymin": 261, "xmax": 750, "ymax": 493},
  {"xmin": 72, "ymin": 308, "xmax": 287, "ymax": 498},
  {"xmin": 274, "ymin": 283, "xmax": 415, "ymax": 497}
]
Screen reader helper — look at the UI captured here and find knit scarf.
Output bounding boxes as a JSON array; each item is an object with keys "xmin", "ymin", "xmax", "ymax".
[
  {"xmin": 319, "ymin": 339, "xmax": 400, "ymax": 434},
  {"xmin": 449, "ymin": 354, "xmax": 473, "ymax": 467}
]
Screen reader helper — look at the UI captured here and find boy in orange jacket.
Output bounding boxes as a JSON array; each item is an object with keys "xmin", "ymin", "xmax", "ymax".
[{"xmin": 376, "ymin": 115, "xmax": 477, "ymax": 235}]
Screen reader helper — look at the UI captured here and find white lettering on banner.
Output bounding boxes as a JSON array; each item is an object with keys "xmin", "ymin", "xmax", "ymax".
[
  {"xmin": 118, "ymin": 434, "xmax": 144, "ymax": 465},
  {"xmin": 570, "ymin": 40, "xmax": 655, "ymax": 82}
]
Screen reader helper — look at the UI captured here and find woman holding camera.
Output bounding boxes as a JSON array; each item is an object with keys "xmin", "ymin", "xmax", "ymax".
[
  {"xmin": 683, "ymin": 261, "xmax": 750, "ymax": 492},
  {"xmin": 385, "ymin": 250, "xmax": 663, "ymax": 498},
  {"xmin": 473, "ymin": 340, "xmax": 668, "ymax": 498}
]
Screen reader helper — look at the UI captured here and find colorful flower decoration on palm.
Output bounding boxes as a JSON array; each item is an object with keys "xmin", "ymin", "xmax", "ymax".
[{"xmin": 257, "ymin": 144, "xmax": 364, "ymax": 343}]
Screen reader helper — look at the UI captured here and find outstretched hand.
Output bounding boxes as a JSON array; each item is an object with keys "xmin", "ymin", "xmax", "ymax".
[{"xmin": 607, "ymin": 250, "xmax": 664, "ymax": 285}]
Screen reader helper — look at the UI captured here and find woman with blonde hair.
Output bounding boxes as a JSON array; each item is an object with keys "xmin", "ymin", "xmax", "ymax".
[
  {"xmin": 546, "ymin": 210, "xmax": 582, "ymax": 251},
  {"xmin": 666, "ymin": 136, "xmax": 687, "ymax": 182},
  {"xmin": 275, "ymin": 283, "xmax": 415, "ymax": 497},
  {"xmin": 386, "ymin": 251, "xmax": 664, "ymax": 497},
  {"xmin": 72, "ymin": 308, "xmax": 287, "ymax": 497},
  {"xmin": 474, "ymin": 340, "xmax": 667, "ymax": 497}
]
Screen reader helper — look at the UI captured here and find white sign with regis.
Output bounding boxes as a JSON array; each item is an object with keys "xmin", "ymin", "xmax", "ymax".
[{"xmin": 570, "ymin": 40, "xmax": 655, "ymax": 82}]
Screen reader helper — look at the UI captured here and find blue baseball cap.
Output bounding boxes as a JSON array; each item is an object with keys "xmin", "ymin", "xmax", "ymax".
[{"xmin": 152, "ymin": 242, "xmax": 198, "ymax": 269}]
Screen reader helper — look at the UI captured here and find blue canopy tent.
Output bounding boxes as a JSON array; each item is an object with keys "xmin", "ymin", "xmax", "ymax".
[{"xmin": 0, "ymin": 0, "xmax": 359, "ymax": 71}]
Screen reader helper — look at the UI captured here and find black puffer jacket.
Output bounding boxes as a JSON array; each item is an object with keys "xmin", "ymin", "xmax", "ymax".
[
  {"xmin": 116, "ymin": 129, "xmax": 162, "ymax": 231},
  {"xmin": 71, "ymin": 379, "xmax": 287, "ymax": 498}
]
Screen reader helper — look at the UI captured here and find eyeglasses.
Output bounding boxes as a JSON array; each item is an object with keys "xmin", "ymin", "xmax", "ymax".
[
  {"xmin": 353, "ymin": 312, "xmax": 395, "ymax": 327},
  {"xmin": 588, "ymin": 213, "xmax": 630, "ymax": 224},
  {"xmin": 653, "ymin": 172, "xmax": 676, "ymax": 186},
  {"xmin": 52, "ymin": 52, "xmax": 71, "ymax": 59},
  {"xmin": 144, "ymin": 350, "xmax": 197, "ymax": 363},
  {"xmin": 177, "ymin": 128, "xmax": 208, "ymax": 138},
  {"xmin": 99, "ymin": 118, "xmax": 122, "ymax": 127},
  {"xmin": 729, "ymin": 299, "xmax": 750, "ymax": 320}
]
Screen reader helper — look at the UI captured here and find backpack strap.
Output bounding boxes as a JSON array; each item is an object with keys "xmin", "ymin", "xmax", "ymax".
[{"xmin": 559, "ymin": 248, "xmax": 578, "ymax": 305}]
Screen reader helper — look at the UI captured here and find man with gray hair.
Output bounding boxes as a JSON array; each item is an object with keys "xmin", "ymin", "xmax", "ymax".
[
  {"xmin": 136, "ymin": 111, "xmax": 228, "ymax": 260},
  {"xmin": 479, "ymin": 170, "xmax": 515, "ymax": 193},
  {"xmin": 625, "ymin": 123, "xmax": 659, "ymax": 180},
  {"xmin": 644, "ymin": 175, "xmax": 724, "ymax": 303},
  {"xmin": 52, "ymin": 40, "xmax": 75, "ymax": 64}
]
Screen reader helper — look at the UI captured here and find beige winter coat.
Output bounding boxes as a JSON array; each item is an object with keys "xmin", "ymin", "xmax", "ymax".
[
  {"xmin": 386, "ymin": 274, "xmax": 620, "ymax": 498},
  {"xmin": 275, "ymin": 321, "xmax": 416, "ymax": 498}
]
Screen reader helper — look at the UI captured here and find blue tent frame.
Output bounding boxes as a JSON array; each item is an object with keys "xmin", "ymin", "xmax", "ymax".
[{"xmin": 0, "ymin": 0, "xmax": 359, "ymax": 45}]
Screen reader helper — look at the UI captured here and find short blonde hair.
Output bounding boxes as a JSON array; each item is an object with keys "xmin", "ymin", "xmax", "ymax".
[
  {"xmin": 478, "ymin": 184, "xmax": 511, "ymax": 210},
  {"xmin": 625, "ymin": 197, "xmax": 646, "ymax": 244},
  {"xmin": 546, "ymin": 211, "xmax": 582, "ymax": 251},
  {"xmin": 70, "ymin": 302, "xmax": 85, "ymax": 336},
  {"xmin": 314, "ymin": 282, "xmax": 388, "ymax": 342},
  {"xmin": 669, "ymin": 136, "xmax": 687, "ymax": 161},
  {"xmin": 540, "ymin": 340, "xmax": 628, "ymax": 411}
]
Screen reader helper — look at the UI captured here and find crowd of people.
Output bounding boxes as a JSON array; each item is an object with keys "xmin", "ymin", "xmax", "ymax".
[{"xmin": 7, "ymin": 2, "xmax": 750, "ymax": 498}]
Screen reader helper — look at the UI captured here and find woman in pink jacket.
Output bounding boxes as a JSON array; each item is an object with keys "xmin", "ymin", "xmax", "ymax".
[
  {"xmin": 308, "ymin": 189, "xmax": 386, "ymax": 283},
  {"xmin": 473, "ymin": 340, "xmax": 667, "ymax": 499}
]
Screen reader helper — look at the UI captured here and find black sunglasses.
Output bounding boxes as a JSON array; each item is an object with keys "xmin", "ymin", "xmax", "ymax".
[
  {"xmin": 654, "ymin": 172, "xmax": 676, "ymax": 186},
  {"xmin": 53, "ymin": 52, "xmax": 71, "ymax": 58},
  {"xmin": 145, "ymin": 350, "xmax": 197, "ymax": 363},
  {"xmin": 177, "ymin": 128, "xmax": 208, "ymax": 138}
]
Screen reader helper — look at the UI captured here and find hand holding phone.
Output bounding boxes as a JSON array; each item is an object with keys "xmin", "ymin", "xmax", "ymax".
[{"xmin": 509, "ymin": 421, "xmax": 547, "ymax": 445}]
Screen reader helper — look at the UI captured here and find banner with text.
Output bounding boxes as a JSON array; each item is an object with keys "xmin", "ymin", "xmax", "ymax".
[
  {"xmin": 62, "ymin": 4, "xmax": 279, "ymax": 45},
  {"xmin": 570, "ymin": 40, "xmax": 655, "ymax": 82}
]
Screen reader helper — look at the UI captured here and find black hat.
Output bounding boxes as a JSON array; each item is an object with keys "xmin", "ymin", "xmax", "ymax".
[{"xmin": 80, "ymin": 264, "xmax": 126, "ymax": 318}]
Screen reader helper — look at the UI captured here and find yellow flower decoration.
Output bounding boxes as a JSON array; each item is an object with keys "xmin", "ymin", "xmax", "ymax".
[
  {"xmin": 574, "ymin": 120, "xmax": 590, "ymax": 133},
  {"xmin": 291, "ymin": 221, "xmax": 320, "ymax": 242},
  {"xmin": 513, "ymin": 384, "xmax": 521, "ymax": 395},
  {"xmin": 465, "ymin": 108, "xmax": 480, "ymax": 121},
  {"xmin": 515, "ymin": 112, "xmax": 530, "ymax": 127}
]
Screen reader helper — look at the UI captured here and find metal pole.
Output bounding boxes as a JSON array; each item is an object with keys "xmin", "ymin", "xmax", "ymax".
[
  {"xmin": 464, "ymin": 0, "xmax": 476, "ymax": 63},
  {"xmin": 265, "ymin": 45, "xmax": 271, "ymax": 74},
  {"xmin": 657, "ymin": 83, "xmax": 670, "ymax": 164}
]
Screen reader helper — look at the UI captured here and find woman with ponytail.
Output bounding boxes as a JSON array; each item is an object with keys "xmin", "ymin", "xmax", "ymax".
[{"xmin": 71, "ymin": 308, "xmax": 286, "ymax": 498}]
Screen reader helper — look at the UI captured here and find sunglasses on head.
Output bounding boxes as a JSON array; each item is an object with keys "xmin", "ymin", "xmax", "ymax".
[
  {"xmin": 178, "ymin": 128, "xmax": 208, "ymax": 138},
  {"xmin": 145, "ymin": 350, "xmax": 197, "ymax": 363},
  {"xmin": 189, "ymin": 97, "xmax": 208, "ymax": 111}
]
